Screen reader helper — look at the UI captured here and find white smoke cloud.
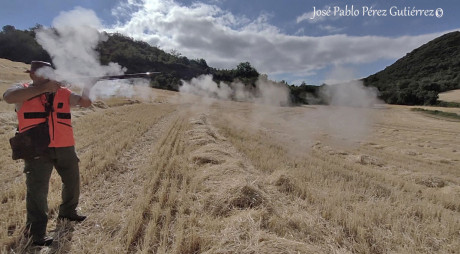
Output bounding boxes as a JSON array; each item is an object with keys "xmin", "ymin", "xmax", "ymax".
[
  {"xmin": 178, "ymin": 74, "xmax": 294, "ymax": 150},
  {"xmin": 255, "ymin": 75, "xmax": 290, "ymax": 106},
  {"xmin": 179, "ymin": 74, "xmax": 290, "ymax": 106},
  {"xmin": 180, "ymin": 75, "xmax": 233, "ymax": 100},
  {"xmin": 179, "ymin": 66, "xmax": 381, "ymax": 150},
  {"xmin": 308, "ymin": 66, "xmax": 384, "ymax": 147},
  {"xmin": 320, "ymin": 66, "xmax": 382, "ymax": 107},
  {"xmin": 36, "ymin": 8, "xmax": 124, "ymax": 83},
  {"xmin": 91, "ymin": 79, "xmax": 152, "ymax": 101},
  {"xmin": 320, "ymin": 82, "xmax": 381, "ymax": 108},
  {"xmin": 34, "ymin": 7, "xmax": 154, "ymax": 100}
]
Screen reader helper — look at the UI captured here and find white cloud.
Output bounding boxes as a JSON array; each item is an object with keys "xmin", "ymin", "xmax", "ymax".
[
  {"xmin": 294, "ymin": 27, "xmax": 305, "ymax": 36},
  {"xmin": 318, "ymin": 25, "xmax": 344, "ymax": 33},
  {"xmin": 296, "ymin": 11, "xmax": 315, "ymax": 23},
  {"xmin": 107, "ymin": 0, "xmax": 451, "ymax": 82}
]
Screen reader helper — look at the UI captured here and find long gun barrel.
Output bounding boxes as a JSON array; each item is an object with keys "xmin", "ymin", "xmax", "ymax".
[
  {"xmin": 57, "ymin": 72, "xmax": 160, "ymax": 86},
  {"xmin": 95, "ymin": 72, "xmax": 161, "ymax": 81}
]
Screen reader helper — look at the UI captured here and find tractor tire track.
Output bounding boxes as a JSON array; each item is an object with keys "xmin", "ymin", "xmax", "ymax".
[{"xmin": 62, "ymin": 107, "xmax": 179, "ymax": 253}]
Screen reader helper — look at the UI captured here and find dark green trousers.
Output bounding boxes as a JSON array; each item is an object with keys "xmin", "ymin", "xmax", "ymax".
[{"xmin": 24, "ymin": 146, "xmax": 80, "ymax": 241}]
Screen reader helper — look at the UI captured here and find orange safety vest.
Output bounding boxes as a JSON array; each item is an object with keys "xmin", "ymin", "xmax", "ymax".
[{"xmin": 17, "ymin": 83, "xmax": 75, "ymax": 147}]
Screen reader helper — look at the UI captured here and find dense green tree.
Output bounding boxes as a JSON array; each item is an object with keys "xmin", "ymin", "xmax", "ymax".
[
  {"xmin": 0, "ymin": 25, "xmax": 50, "ymax": 63},
  {"xmin": 235, "ymin": 62, "xmax": 259, "ymax": 78}
]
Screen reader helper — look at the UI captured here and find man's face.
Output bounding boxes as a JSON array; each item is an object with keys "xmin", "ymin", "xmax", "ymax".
[
  {"xmin": 30, "ymin": 72, "xmax": 48, "ymax": 85},
  {"xmin": 30, "ymin": 66, "xmax": 54, "ymax": 84}
]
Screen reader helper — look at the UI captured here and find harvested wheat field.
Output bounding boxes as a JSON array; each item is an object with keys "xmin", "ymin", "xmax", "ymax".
[
  {"xmin": 439, "ymin": 89, "xmax": 460, "ymax": 103},
  {"xmin": 1, "ymin": 61, "xmax": 459, "ymax": 253}
]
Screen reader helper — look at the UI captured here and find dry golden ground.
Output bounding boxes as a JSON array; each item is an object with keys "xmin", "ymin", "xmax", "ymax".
[
  {"xmin": 439, "ymin": 89, "xmax": 460, "ymax": 103},
  {"xmin": 1, "ymin": 59, "xmax": 459, "ymax": 253},
  {"xmin": 0, "ymin": 58, "xmax": 30, "ymax": 85},
  {"xmin": 209, "ymin": 101, "xmax": 460, "ymax": 253},
  {"xmin": 0, "ymin": 59, "xmax": 30, "ymax": 113}
]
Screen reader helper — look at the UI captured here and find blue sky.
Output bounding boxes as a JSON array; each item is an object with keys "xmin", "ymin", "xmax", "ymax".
[{"xmin": 1, "ymin": 0, "xmax": 459, "ymax": 85}]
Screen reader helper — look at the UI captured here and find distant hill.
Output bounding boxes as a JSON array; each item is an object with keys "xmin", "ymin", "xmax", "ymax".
[{"xmin": 363, "ymin": 31, "xmax": 460, "ymax": 105}]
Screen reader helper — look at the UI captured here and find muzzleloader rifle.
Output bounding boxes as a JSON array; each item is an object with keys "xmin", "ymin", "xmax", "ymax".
[
  {"xmin": 92, "ymin": 72, "xmax": 161, "ymax": 81},
  {"xmin": 58, "ymin": 72, "xmax": 161, "ymax": 85}
]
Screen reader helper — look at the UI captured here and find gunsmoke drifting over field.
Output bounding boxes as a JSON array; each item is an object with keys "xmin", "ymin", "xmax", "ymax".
[
  {"xmin": 35, "ymin": 7, "xmax": 150, "ymax": 100},
  {"xmin": 180, "ymin": 75, "xmax": 233, "ymax": 102},
  {"xmin": 320, "ymin": 66, "xmax": 381, "ymax": 107},
  {"xmin": 180, "ymin": 67, "xmax": 382, "ymax": 150},
  {"xmin": 179, "ymin": 74, "xmax": 290, "ymax": 106},
  {"xmin": 311, "ymin": 66, "xmax": 383, "ymax": 146}
]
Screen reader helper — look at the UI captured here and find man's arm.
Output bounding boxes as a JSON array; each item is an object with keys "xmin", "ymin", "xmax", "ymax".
[
  {"xmin": 70, "ymin": 85, "xmax": 92, "ymax": 108},
  {"xmin": 2, "ymin": 81, "xmax": 61, "ymax": 104}
]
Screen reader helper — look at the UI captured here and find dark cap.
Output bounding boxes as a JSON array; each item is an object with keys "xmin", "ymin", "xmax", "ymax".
[{"xmin": 25, "ymin": 61, "xmax": 53, "ymax": 73}]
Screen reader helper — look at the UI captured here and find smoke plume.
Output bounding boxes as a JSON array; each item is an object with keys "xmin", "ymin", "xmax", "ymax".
[
  {"xmin": 179, "ymin": 66, "xmax": 383, "ymax": 151},
  {"xmin": 35, "ymin": 7, "xmax": 148, "ymax": 100},
  {"xmin": 309, "ymin": 66, "xmax": 383, "ymax": 147},
  {"xmin": 179, "ymin": 74, "xmax": 290, "ymax": 106},
  {"xmin": 179, "ymin": 75, "xmax": 233, "ymax": 101},
  {"xmin": 320, "ymin": 66, "xmax": 381, "ymax": 107}
]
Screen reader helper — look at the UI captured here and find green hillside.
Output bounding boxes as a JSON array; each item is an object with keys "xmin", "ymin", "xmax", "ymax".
[{"xmin": 363, "ymin": 31, "xmax": 460, "ymax": 105}]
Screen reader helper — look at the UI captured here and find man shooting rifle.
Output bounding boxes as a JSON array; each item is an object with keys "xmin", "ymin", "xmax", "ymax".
[{"xmin": 3, "ymin": 61, "xmax": 91, "ymax": 246}]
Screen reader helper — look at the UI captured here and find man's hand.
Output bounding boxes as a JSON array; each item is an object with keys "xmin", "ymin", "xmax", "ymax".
[
  {"xmin": 69, "ymin": 84, "xmax": 92, "ymax": 108},
  {"xmin": 38, "ymin": 80, "xmax": 62, "ymax": 93}
]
